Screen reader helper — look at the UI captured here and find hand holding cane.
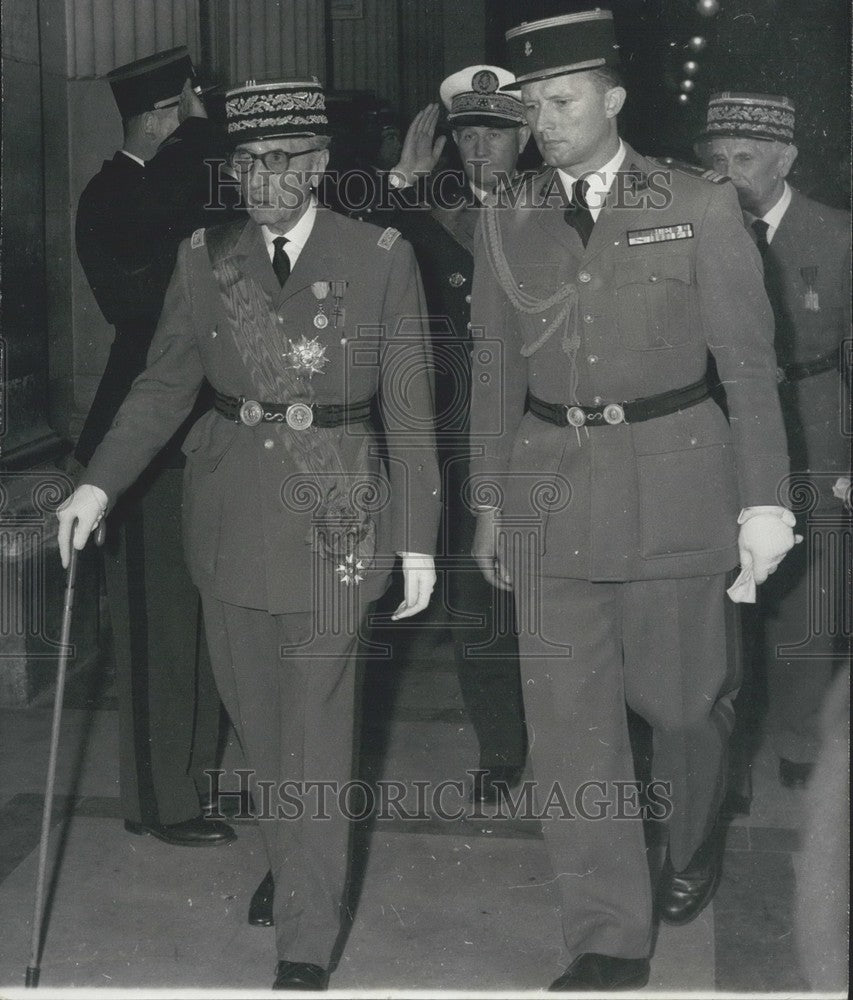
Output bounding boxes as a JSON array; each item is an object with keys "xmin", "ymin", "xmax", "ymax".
[{"xmin": 26, "ymin": 518, "xmax": 105, "ymax": 988}]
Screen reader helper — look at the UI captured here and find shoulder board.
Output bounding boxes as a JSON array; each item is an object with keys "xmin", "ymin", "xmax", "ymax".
[
  {"xmin": 377, "ymin": 227, "xmax": 402, "ymax": 250},
  {"xmin": 190, "ymin": 228, "xmax": 206, "ymax": 249},
  {"xmin": 652, "ymin": 157, "xmax": 729, "ymax": 184}
]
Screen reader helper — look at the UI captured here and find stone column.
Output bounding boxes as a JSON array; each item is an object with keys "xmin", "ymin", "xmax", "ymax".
[{"xmin": 0, "ymin": 0, "xmax": 63, "ymax": 469}]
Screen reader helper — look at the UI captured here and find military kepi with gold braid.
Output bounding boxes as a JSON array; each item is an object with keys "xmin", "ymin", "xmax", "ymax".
[
  {"xmin": 225, "ymin": 77, "xmax": 330, "ymax": 142},
  {"xmin": 503, "ymin": 8, "xmax": 620, "ymax": 87},
  {"xmin": 698, "ymin": 92, "xmax": 795, "ymax": 143}
]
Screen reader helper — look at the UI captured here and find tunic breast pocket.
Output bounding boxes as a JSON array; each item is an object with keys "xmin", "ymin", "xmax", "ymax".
[{"xmin": 614, "ymin": 253, "xmax": 696, "ymax": 350}]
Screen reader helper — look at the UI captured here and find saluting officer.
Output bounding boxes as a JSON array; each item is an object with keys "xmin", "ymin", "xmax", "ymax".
[
  {"xmin": 59, "ymin": 77, "xmax": 440, "ymax": 992},
  {"xmin": 696, "ymin": 93, "xmax": 851, "ymax": 792},
  {"xmin": 75, "ymin": 48, "xmax": 235, "ymax": 848},
  {"xmin": 468, "ymin": 11, "xmax": 797, "ymax": 991},
  {"xmin": 382, "ymin": 67, "xmax": 532, "ymax": 803}
]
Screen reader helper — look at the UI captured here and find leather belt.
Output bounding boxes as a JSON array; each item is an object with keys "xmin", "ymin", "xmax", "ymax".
[
  {"xmin": 214, "ymin": 391, "xmax": 374, "ymax": 430},
  {"xmin": 528, "ymin": 376, "xmax": 711, "ymax": 428},
  {"xmin": 777, "ymin": 347, "xmax": 839, "ymax": 384}
]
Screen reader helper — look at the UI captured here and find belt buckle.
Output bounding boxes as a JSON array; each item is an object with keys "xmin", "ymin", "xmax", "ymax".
[
  {"xmin": 565, "ymin": 405, "xmax": 587, "ymax": 427},
  {"xmin": 603, "ymin": 403, "xmax": 626, "ymax": 425},
  {"xmin": 286, "ymin": 402, "xmax": 314, "ymax": 430},
  {"xmin": 238, "ymin": 398, "xmax": 263, "ymax": 426}
]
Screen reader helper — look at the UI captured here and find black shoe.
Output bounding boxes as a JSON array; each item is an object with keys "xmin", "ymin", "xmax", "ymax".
[
  {"xmin": 657, "ymin": 829, "xmax": 724, "ymax": 926},
  {"xmin": 779, "ymin": 758, "xmax": 814, "ymax": 789},
  {"xmin": 548, "ymin": 953, "xmax": 650, "ymax": 992},
  {"xmin": 249, "ymin": 869, "xmax": 275, "ymax": 927},
  {"xmin": 200, "ymin": 789, "xmax": 254, "ymax": 820},
  {"xmin": 470, "ymin": 765, "xmax": 524, "ymax": 806},
  {"xmin": 272, "ymin": 961, "xmax": 329, "ymax": 991},
  {"xmin": 124, "ymin": 815, "xmax": 235, "ymax": 847}
]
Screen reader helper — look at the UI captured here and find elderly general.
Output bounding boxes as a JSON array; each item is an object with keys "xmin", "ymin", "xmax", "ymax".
[{"xmin": 58, "ymin": 77, "xmax": 439, "ymax": 992}]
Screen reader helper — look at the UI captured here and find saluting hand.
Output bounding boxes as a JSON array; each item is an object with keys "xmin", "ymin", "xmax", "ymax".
[
  {"xmin": 392, "ymin": 553, "xmax": 437, "ymax": 620},
  {"xmin": 391, "ymin": 103, "xmax": 447, "ymax": 187},
  {"xmin": 178, "ymin": 78, "xmax": 207, "ymax": 123},
  {"xmin": 472, "ymin": 509, "xmax": 513, "ymax": 592}
]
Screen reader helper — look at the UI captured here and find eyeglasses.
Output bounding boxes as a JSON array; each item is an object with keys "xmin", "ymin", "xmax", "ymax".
[{"xmin": 229, "ymin": 146, "xmax": 325, "ymax": 175}]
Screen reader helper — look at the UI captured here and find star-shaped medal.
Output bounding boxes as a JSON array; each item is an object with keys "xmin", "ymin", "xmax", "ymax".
[
  {"xmin": 336, "ymin": 553, "xmax": 365, "ymax": 585},
  {"xmin": 284, "ymin": 334, "xmax": 328, "ymax": 376}
]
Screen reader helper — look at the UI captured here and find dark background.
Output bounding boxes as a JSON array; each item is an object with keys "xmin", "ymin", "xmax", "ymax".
[{"xmin": 483, "ymin": 0, "xmax": 850, "ymax": 207}]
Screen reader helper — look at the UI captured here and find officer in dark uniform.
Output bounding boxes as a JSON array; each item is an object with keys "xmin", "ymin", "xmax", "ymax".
[
  {"xmin": 59, "ymin": 77, "xmax": 440, "ymax": 991},
  {"xmin": 469, "ymin": 12, "xmax": 798, "ymax": 991},
  {"xmin": 74, "ymin": 48, "xmax": 235, "ymax": 846},
  {"xmin": 696, "ymin": 93, "xmax": 852, "ymax": 791},
  {"xmin": 368, "ymin": 67, "xmax": 532, "ymax": 802}
]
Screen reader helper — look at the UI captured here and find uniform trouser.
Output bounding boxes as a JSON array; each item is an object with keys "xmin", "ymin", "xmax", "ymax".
[
  {"xmin": 757, "ymin": 510, "xmax": 851, "ymax": 763},
  {"xmin": 104, "ymin": 466, "xmax": 221, "ymax": 827},
  {"xmin": 446, "ymin": 556, "xmax": 527, "ymax": 771},
  {"xmin": 201, "ymin": 590, "xmax": 364, "ymax": 967},
  {"xmin": 515, "ymin": 572, "xmax": 739, "ymax": 961}
]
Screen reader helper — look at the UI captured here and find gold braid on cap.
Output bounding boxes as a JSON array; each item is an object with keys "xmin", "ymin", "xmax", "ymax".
[{"xmin": 481, "ymin": 206, "xmax": 582, "ymax": 404}]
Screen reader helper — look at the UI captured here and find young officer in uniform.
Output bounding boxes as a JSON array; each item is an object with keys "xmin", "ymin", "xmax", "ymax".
[
  {"xmin": 59, "ymin": 77, "xmax": 440, "ymax": 992},
  {"xmin": 75, "ymin": 48, "xmax": 234, "ymax": 847},
  {"xmin": 468, "ymin": 11, "xmax": 798, "ymax": 991},
  {"xmin": 696, "ymin": 93, "xmax": 851, "ymax": 791},
  {"xmin": 382, "ymin": 67, "xmax": 531, "ymax": 804}
]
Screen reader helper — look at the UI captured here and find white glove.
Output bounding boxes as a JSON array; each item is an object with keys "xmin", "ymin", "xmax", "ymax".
[
  {"xmin": 392, "ymin": 552, "xmax": 436, "ymax": 620},
  {"xmin": 56, "ymin": 485, "xmax": 108, "ymax": 569},
  {"xmin": 728, "ymin": 506, "xmax": 801, "ymax": 602}
]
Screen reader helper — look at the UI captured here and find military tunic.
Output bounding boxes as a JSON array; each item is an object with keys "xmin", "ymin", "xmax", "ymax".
[
  {"xmin": 750, "ymin": 188, "xmax": 851, "ymax": 764},
  {"xmin": 469, "ymin": 142, "xmax": 789, "ymax": 961},
  {"xmin": 84, "ymin": 207, "xmax": 441, "ymax": 963}
]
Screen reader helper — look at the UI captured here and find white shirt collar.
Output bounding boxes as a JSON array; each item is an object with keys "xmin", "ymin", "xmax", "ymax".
[
  {"xmin": 262, "ymin": 197, "xmax": 318, "ymax": 265},
  {"xmin": 120, "ymin": 149, "xmax": 146, "ymax": 168},
  {"xmin": 745, "ymin": 182, "xmax": 791, "ymax": 243},
  {"xmin": 557, "ymin": 139, "xmax": 626, "ymax": 219}
]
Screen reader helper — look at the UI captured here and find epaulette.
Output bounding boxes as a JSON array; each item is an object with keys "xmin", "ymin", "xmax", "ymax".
[
  {"xmin": 190, "ymin": 228, "xmax": 206, "ymax": 249},
  {"xmin": 377, "ymin": 227, "xmax": 401, "ymax": 250},
  {"xmin": 652, "ymin": 157, "xmax": 729, "ymax": 184}
]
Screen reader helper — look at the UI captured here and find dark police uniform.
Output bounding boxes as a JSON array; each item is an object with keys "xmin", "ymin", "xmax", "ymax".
[
  {"xmin": 469, "ymin": 143, "xmax": 789, "ymax": 961},
  {"xmin": 749, "ymin": 187, "xmax": 851, "ymax": 766},
  {"xmin": 83, "ymin": 205, "xmax": 441, "ymax": 965},
  {"xmin": 397, "ymin": 176, "xmax": 527, "ymax": 780},
  {"xmin": 75, "ymin": 113, "xmax": 234, "ymax": 831}
]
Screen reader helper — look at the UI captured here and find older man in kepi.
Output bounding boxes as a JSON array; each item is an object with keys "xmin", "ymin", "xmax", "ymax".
[
  {"xmin": 468, "ymin": 11, "xmax": 798, "ymax": 991},
  {"xmin": 58, "ymin": 76, "xmax": 440, "ymax": 992},
  {"xmin": 696, "ymin": 94, "xmax": 851, "ymax": 793}
]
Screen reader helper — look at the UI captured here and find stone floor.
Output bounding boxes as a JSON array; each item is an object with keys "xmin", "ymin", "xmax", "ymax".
[{"xmin": 0, "ymin": 601, "xmax": 846, "ymax": 999}]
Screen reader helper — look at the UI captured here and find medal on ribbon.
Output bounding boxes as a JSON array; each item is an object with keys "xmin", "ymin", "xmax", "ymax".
[
  {"xmin": 312, "ymin": 281, "xmax": 330, "ymax": 328},
  {"xmin": 331, "ymin": 281, "xmax": 347, "ymax": 330},
  {"xmin": 800, "ymin": 266, "xmax": 819, "ymax": 312}
]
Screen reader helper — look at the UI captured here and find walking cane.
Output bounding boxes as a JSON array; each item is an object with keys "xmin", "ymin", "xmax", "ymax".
[{"xmin": 25, "ymin": 519, "xmax": 105, "ymax": 988}]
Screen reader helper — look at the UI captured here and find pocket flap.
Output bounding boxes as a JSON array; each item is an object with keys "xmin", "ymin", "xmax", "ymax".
[{"xmin": 615, "ymin": 253, "xmax": 693, "ymax": 288}]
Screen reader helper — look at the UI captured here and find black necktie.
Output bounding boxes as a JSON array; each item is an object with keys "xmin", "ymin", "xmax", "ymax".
[
  {"xmin": 752, "ymin": 219, "xmax": 770, "ymax": 256},
  {"xmin": 564, "ymin": 179, "xmax": 595, "ymax": 248},
  {"xmin": 271, "ymin": 236, "xmax": 291, "ymax": 286}
]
